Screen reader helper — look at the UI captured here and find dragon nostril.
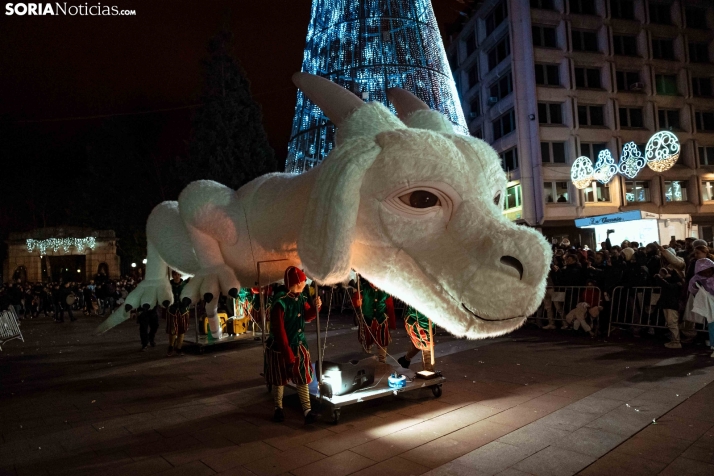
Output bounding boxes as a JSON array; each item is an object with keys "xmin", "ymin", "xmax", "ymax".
[{"xmin": 500, "ymin": 255, "xmax": 524, "ymax": 280}]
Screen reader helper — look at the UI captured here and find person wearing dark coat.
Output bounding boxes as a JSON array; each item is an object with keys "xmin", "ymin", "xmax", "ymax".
[
  {"xmin": 654, "ymin": 269, "xmax": 683, "ymax": 349},
  {"xmin": 137, "ymin": 306, "xmax": 159, "ymax": 351}
]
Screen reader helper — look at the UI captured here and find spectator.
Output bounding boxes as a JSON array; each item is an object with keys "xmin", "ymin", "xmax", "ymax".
[{"xmin": 654, "ymin": 268, "xmax": 683, "ymax": 349}]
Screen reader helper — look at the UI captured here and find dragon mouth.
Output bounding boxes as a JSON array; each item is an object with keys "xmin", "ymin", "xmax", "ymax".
[{"xmin": 461, "ymin": 303, "xmax": 524, "ymax": 322}]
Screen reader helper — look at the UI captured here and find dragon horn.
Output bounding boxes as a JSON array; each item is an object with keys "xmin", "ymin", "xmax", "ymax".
[
  {"xmin": 292, "ymin": 72, "xmax": 363, "ymax": 127},
  {"xmin": 386, "ymin": 87, "xmax": 430, "ymax": 121}
]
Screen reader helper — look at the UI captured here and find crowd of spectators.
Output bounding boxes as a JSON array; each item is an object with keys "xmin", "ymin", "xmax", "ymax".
[
  {"xmin": 0, "ymin": 272, "xmax": 141, "ymax": 323},
  {"xmin": 544, "ymin": 233, "xmax": 714, "ymax": 354}
]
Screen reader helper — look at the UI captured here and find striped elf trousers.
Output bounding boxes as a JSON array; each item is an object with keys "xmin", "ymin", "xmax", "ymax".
[
  {"xmin": 166, "ymin": 308, "xmax": 189, "ymax": 335},
  {"xmin": 264, "ymin": 341, "xmax": 314, "ymax": 386},
  {"xmin": 357, "ymin": 314, "xmax": 391, "ymax": 353}
]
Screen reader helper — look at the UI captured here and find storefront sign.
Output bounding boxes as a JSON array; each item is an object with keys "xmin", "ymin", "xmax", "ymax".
[{"xmin": 574, "ymin": 210, "xmax": 644, "ymax": 228}]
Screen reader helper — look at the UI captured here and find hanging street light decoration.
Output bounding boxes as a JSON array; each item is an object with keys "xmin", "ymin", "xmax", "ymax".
[
  {"xmin": 593, "ymin": 149, "xmax": 618, "ymax": 184},
  {"xmin": 645, "ymin": 131, "xmax": 680, "ymax": 172},
  {"xmin": 26, "ymin": 237, "xmax": 97, "ymax": 256},
  {"xmin": 617, "ymin": 142, "xmax": 646, "ymax": 179},
  {"xmin": 571, "ymin": 156, "xmax": 594, "ymax": 189}
]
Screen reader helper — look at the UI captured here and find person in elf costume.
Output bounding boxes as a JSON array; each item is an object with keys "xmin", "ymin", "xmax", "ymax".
[
  {"xmin": 398, "ymin": 306, "xmax": 434, "ymax": 371},
  {"xmin": 264, "ymin": 266, "xmax": 321, "ymax": 424},
  {"xmin": 166, "ymin": 270, "xmax": 189, "ymax": 356},
  {"xmin": 352, "ymin": 277, "xmax": 393, "ymax": 362}
]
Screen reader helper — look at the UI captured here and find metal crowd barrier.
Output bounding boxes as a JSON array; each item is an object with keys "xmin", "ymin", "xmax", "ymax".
[
  {"xmin": 608, "ymin": 286, "xmax": 710, "ymax": 337},
  {"xmin": 0, "ymin": 307, "xmax": 24, "ymax": 350},
  {"xmin": 531, "ymin": 286, "xmax": 602, "ymax": 326}
]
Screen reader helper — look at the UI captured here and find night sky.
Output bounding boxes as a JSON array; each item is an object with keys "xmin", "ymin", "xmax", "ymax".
[{"xmin": 1, "ymin": 1, "xmax": 462, "ymax": 155}]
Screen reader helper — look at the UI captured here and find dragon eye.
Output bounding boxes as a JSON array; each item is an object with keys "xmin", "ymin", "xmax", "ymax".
[
  {"xmin": 493, "ymin": 192, "xmax": 502, "ymax": 207},
  {"xmin": 398, "ymin": 190, "xmax": 441, "ymax": 208}
]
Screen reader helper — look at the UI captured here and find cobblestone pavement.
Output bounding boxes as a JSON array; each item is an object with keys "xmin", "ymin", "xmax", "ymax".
[{"xmin": 1, "ymin": 312, "xmax": 713, "ymax": 476}]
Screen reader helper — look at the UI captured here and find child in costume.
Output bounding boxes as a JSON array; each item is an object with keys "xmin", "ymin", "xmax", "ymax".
[
  {"xmin": 398, "ymin": 306, "xmax": 434, "ymax": 371},
  {"xmin": 264, "ymin": 266, "xmax": 321, "ymax": 423},
  {"xmin": 352, "ymin": 277, "xmax": 392, "ymax": 362}
]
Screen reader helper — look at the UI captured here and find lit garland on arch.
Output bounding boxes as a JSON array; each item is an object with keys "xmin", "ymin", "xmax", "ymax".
[
  {"xmin": 26, "ymin": 237, "xmax": 97, "ymax": 255},
  {"xmin": 645, "ymin": 131, "xmax": 680, "ymax": 172},
  {"xmin": 571, "ymin": 156, "xmax": 594, "ymax": 189}
]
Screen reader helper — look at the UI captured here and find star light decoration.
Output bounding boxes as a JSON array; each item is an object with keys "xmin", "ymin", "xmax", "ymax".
[
  {"xmin": 645, "ymin": 131, "xmax": 680, "ymax": 172},
  {"xmin": 571, "ymin": 156, "xmax": 595, "ymax": 189},
  {"xmin": 618, "ymin": 142, "xmax": 646, "ymax": 179},
  {"xmin": 593, "ymin": 150, "xmax": 618, "ymax": 184},
  {"xmin": 26, "ymin": 237, "xmax": 97, "ymax": 256}
]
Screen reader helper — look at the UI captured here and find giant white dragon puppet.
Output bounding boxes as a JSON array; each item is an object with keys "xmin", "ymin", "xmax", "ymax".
[{"xmin": 99, "ymin": 73, "xmax": 552, "ymax": 340}]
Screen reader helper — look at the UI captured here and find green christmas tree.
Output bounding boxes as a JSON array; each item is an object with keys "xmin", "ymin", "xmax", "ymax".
[{"xmin": 182, "ymin": 26, "xmax": 276, "ymax": 190}]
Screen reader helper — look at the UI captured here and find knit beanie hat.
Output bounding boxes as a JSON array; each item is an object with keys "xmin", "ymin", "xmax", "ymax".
[
  {"xmin": 284, "ymin": 266, "xmax": 307, "ymax": 288},
  {"xmin": 692, "ymin": 239, "xmax": 707, "ymax": 248},
  {"xmin": 622, "ymin": 247, "xmax": 635, "ymax": 262}
]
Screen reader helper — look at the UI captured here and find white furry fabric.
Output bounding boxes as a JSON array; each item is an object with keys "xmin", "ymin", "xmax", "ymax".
[{"xmin": 97, "ymin": 78, "xmax": 551, "ymax": 341}]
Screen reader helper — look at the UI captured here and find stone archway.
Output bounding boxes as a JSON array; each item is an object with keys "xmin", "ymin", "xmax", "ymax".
[{"xmin": 12, "ymin": 266, "xmax": 27, "ymax": 283}]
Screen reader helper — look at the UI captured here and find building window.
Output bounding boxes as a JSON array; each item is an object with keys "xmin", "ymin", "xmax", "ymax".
[
  {"xmin": 584, "ymin": 182, "xmax": 611, "ymax": 202},
  {"xmin": 578, "ymin": 105, "xmax": 605, "ymax": 127},
  {"xmin": 572, "ymin": 30, "xmax": 599, "ymax": 52},
  {"xmin": 696, "ymin": 112, "xmax": 714, "ymax": 132},
  {"xmin": 465, "ymin": 32, "xmax": 477, "ymax": 57},
  {"xmin": 488, "ymin": 36, "xmax": 510, "ymax": 71},
  {"xmin": 652, "ymin": 38, "xmax": 675, "ymax": 60},
  {"xmin": 699, "ymin": 146, "xmax": 714, "ymax": 166},
  {"xmin": 500, "ymin": 147, "xmax": 518, "ymax": 171},
  {"xmin": 569, "ymin": 0, "xmax": 596, "ymax": 15},
  {"xmin": 649, "ymin": 1, "xmax": 671, "ymax": 25},
  {"xmin": 469, "ymin": 96, "xmax": 481, "ymax": 119},
  {"xmin": 664, "ymin": 181, "xmax": 687, "ymax": 202},
  {"xmin": 486, "ymin": 1, "xmax": 508, "ymax": 36},
  {"xmin": 610, "ymin": 0, "xmax": 635, "ymax": 20},
  {"xmin": 689, "ymin": 42, "xmax": 710, "ymax": 64},
  {"xmin": 686, "ymin": 7, "xmax": 707, "ymax": 30},
  {"xmin": 575, "ymin": 67, "xmax": 601, "ymax": 89},
  {"xmin": 489, "ymin": 71, "xmax": 513, "ymax": 104},
  {"xmin": 448, "ymin": 51, "xmax": 458, "ymax": 70},
  {"xmin": 493, "ymin": 109, "xmax": 516, "ymax": 140},
  {"xmin": 504, "ymin": 183, "xmax": 522, "ymax": 210},
  {"xmin": 544, "ymin": 181, "xmax": 570, "ymax": 203},
  {"xmin": 693, "ymin": 77, "xmax": 713, "ymax": 97},
  {"xmin": 613, "ymin": 35, "xmax": 638, "ymax": 56},
  {"xmin": 619, "ymin": 107, "xmax": 644, "ymax": 128},
  {"xmin": 625, "ymin": 181, "xmax": 650, "ymax": 202},
  {"xmin": 535, "ymin": 64, "xmax": 560, "ymax": 86},
  {"xmin": 532, "ymin": 25, "xmax": 557, "ymax": 48},
  {"xmin": 581, "ymin": 142, "xmax": 607, "ymax": 159},
  {"xmin": 471, "ymin": 127, "xmax": 483, "ymax": 139},
  {"xmin": 468, "ymin": 64, "xmax": 479, "ymax": 88},
  {"xmin": 616, "ymin": 71, "xmax": 641, "ymax": 92},
  {"xmin": 655, "ymin": 74, "xmax": 678, "ymax": 95},
  {"xmin": 538, "ymin": 103, "xmax": 563, "ymax": 124},
  {"xmin": 530, "ymin": 0, "xmax": 555, "ymax": 10},
  {"xmin": 704, "ymin": 181, "xmax": 714, "ymax": 201},
  {"xmin": 658, "ymin": 109, "xmax": 680, "ymax": 130},
  {"xmin": 541, "ymin": 142, "xmax": 567, "ymax": 163}
]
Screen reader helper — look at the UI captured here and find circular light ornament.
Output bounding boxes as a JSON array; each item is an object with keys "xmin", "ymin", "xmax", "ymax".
[
  {"xmin": 618, "ymin": 142, "xmax": 646, "ymax": 179},
  {"xmin": 571, "ymin": 156, "xmax": 594, "ymax": 189},
  {"xmin": 593, "ymin": 149, "xmax": 617, "ymax": 184},
  {"xmin": 645, "ymin": 131, "xmax": 680, "ymax": 172}
]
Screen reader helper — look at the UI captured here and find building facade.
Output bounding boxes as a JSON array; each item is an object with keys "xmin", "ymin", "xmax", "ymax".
[
  {"xmin": 447, "ymin": 0, "xmax": 714, "ymax": 244},
  {"xmin": 285, "ymin": 0, "xmax": 468, "ymax": 173},
  {"xmin": 3, "ymin": 228, "xmax": 121, "ymax": 283}
]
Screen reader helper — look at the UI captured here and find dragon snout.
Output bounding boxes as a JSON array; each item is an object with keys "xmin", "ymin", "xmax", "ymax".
[{"xmin": 500, "ymin": 255, "xmax": 524, "ymax": 280}]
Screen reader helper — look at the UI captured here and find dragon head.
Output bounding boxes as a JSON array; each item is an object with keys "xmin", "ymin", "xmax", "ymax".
[{"xmin": 296, "ymin": 73, "xmax": 551, "ymax": 339}]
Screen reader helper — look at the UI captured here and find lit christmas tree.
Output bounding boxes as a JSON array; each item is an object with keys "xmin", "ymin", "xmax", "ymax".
[{"xmin": 286, "ymin": 0, "xmax": 467, "ymax": 173}]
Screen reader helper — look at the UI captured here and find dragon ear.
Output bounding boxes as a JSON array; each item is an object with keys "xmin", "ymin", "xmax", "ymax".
[
  {"xmin": 387, "ymin": 87, "xmax": 454, "ymax": 134},
  {"xmin": 298, "ymin": 137, "xmax": 381, "ymax": 284}
]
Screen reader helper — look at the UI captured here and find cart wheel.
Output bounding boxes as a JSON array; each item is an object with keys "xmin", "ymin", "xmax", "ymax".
[
  {"xmin": 332, "ymin": 409, "xmax": 341, "ymax": 425},
  {"xmin": 431, "ymin": 385, "xmax": 442, "ymax": 398}
]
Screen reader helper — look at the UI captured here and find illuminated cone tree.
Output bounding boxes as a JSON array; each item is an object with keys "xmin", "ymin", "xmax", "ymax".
[{"xmin": 286, "ymin": 0, "xmax": 468, "ymax": 173}]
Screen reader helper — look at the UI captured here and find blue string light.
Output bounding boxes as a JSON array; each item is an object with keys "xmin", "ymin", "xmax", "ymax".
[{"xmin": 285, "ymin": 0, "xmax": 468, "ymax": 174}]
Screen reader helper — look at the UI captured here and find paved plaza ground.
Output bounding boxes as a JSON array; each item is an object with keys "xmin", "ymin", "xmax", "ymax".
[{"xmin": 2, "ymin": 311, "xmax": 714, "ymax": 476}]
